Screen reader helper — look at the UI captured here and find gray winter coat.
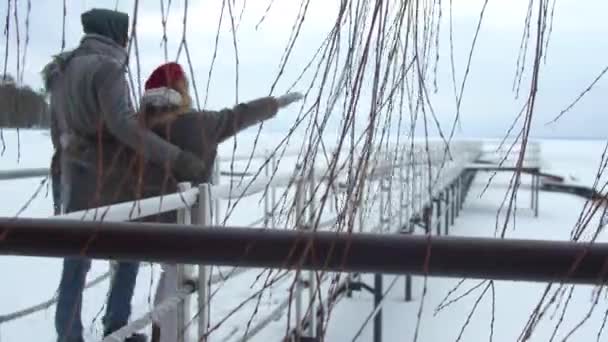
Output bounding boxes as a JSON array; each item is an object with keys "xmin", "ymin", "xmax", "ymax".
[
  {"xmin": 43, "ymin": 34, "xmax": 184, "ymax": 211},
  {"xmin": 133, "ymin": 97, "xmax": 279, "ymax": 223}
]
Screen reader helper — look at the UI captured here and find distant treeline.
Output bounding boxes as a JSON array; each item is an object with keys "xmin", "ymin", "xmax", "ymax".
[{"xmin": 0, "ymin": 74, "xmax": 50, "ymax": 128}]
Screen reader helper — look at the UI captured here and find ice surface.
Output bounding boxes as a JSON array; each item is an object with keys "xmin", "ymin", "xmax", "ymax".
[{"xmin": 1, "ymin": 129, "xmax": 607, "ymax": 341}]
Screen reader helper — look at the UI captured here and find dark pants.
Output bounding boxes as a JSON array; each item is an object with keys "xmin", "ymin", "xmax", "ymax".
[
  {"xmin": 55, "ymin": 259, "xmax": 140, "ymax": 341},
  {"xmin": 54, "ymin": 159, "xmax": 140, "ymax": 342}
]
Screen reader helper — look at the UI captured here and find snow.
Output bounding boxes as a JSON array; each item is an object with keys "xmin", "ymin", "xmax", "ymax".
[
  {"xmin": 1, "ymin": 129, "xmax": 607, "ymax": 341},
  {"xmin": 326, "ymin": 139, "xmax": 608, "ymax": 341}
]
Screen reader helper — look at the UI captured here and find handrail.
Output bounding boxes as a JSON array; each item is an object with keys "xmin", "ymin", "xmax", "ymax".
[
  {"xmin": 0, "ymin": 168, "xmax": 49, "ymax": 181},
  {"xmin": 217, "ymin": 149, "xmax": 302, "ymax": 162},
  {"xmin": 4, "ymin": 218, "xmax": 603, "ymax": 284},
  {"xmin": 0, "ymin": 213, "xmax": 268, "ymax": 325},
  {"xmin": 210, "ymin": 160, "xmax": 398, "ymax": 201},
  {"xmin": 50, "ymin": 188, "xmax": 199, "ymax": 222},
  {"xmin": 0, "ymin": 167, "xmax": 256, "ymax": 181},
  {"xmin": 0, "ymin": 146, "xmax": 302, "ymax": 183},
  {"xmin": 211, "ymin": 171, "xmax": 298, "ymax": 200}
]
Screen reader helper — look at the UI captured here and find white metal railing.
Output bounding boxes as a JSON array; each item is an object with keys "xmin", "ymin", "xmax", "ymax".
[
  {"xmin": 478, "ymin": 141, "xmax": 542, "ymax": 168},
  {"xmin": 0, "ymin": 141, "xmax": 482, "ymax": 341},
  {"xmin": 53, "ymin": 188, "xmax": 200, "ymax": 222},
  {"xmin": 0, "ymin": 167, "xmax": 49, "ymax": 180}
]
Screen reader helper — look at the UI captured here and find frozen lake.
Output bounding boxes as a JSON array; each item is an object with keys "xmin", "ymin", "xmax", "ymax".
[{"xmin": 0, "ymin": 129, "xmax": 607, "ymax": 341}]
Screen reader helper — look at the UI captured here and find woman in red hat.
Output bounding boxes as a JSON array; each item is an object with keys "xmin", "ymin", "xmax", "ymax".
[
  {"xmin": 138, "ymin": 62, "xmax": 302, "ymax": 187},
  {"xmin": 137, "ymin": 62, "xmax": 303, "ymax": 342}
]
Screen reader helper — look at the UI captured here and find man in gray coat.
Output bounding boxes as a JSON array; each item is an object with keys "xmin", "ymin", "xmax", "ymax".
[{"xmin": 42, "ymin": 9, "xmax": 206, "ymax": 342}]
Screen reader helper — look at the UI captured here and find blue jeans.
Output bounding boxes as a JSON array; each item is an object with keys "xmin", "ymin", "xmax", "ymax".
[
  {"xmin": 55, "ymin": 258, "xmax": 140, "ymax": 342},
  {"xmin": 54, "ymin": 156, "xmax": 142, "ymax": 341}
]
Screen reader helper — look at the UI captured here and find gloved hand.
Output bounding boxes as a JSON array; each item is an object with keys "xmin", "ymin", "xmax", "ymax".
[
  {"xmin": 276, "ymin": 92, "xmax": 304, "ymax": 108},
  {"xmin": 173, "ymin": 151, "xmax": 206, "ymax": 182}
]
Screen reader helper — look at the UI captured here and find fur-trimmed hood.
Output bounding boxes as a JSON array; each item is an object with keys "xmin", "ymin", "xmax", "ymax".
[{"xmin": 41, "ymin": 34, "xmax": 127, "ymax": 91}]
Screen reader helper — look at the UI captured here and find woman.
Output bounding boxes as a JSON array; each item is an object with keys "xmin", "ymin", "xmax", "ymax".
[{"xmin": 137, "ymin": 62, "xmax": 303, "ymax": 342}]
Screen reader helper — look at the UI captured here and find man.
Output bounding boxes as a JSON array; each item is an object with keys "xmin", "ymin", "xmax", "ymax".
[
  {"xmin": 42, "ymin": 9, "xmax": 207, "ymax": 342},
  {"xmin": 137, "ymin": 62, "xmax": 303, "ymax": 342}
]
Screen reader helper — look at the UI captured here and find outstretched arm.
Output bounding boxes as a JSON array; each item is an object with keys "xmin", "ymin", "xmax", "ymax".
[
  {"xmin": 205, "ymin": 93, "xmax": 303, "ymax": 143},
  {"xmin": 206, "ymin": 96, "xmax": 278, "ymax": 143}
]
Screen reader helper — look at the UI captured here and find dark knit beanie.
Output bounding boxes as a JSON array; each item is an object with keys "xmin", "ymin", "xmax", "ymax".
[{"xmin": 81, "ymin": 8, "xmax": 129, "ymax": 47}]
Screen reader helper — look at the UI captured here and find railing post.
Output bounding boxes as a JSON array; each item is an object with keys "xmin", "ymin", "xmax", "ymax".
[
  {"xmin": 530, "ymin": 173, "xmax": 535, "ymax": 211},
  {"xmin": 373, "ymin": 273, "xmax": 383, "ymax": 342},
  {"xmin": 410, "ymin": 159, "xmax": 415, "ymax": 220},
  {"xmin": 176, "ymin": 182, "xmax": 194, "ymax": 342},
  {"xmin": 418, "ymin": 162, "xmax": 424, "ymax": 216},
  {"xmin": 444, "ymin": 191, "xmax": 450, "ymax": 233},
  {"xmin": 436, "ymin": 195, "xmax": 442, "ymax": 236},
  {"xmin": 387, "ymin": 150, "xmax": 394, "ymax": 233},
  {"xmin": 535, "ymin": 171, "xmax": 540, "ymax": 218},
  {"xmin": 456, "ymin": 175, "xmax": 462, "ymax": 218},
  {"xmin": 461, "ymin": 172, "xmax": 469, "ymax": 211},
  {"xmin": 398, "ymin": 148, "xmax": 405, "ymax": 232},
  {"xmin": 420, "ymin": 153, "xmax": 432, "ymax": 235},
  {"xmin": 380, "ymin": 177, "xmax": 387, "ymax": 233},
  {"xmin": 306, "ymin": 166, "xmax": 317, "ymax": 338},
  {"xmin": 271, "ymin": 153, "xmax": 278, "ymax": 228},
  {"xmin": 404, "ymin": 269, "xmax": 412, "ymax": 302},
  {"xmin": 294, "ymin": 178, "xmax": 305, "ymax": 338},
  {"xmin": 413, "ymin": 160, "xmax": 419, "ymax": 222},
  {"xmin": 374, "ymin": 169, "xmax": 385, "ymax": 342},
  {"xmin": 411, "ymin": 159, "xmax": 422, "ymax": 228},
  {"xmin": 460, "ymin": 171, "xmax": 472, "ymax": 210},
  {"xmin": 347, "ymin": 183, "xmax": 366, "ymax": 298},
  {"xmin": 463, "ymin": 173, "xmax": 469, "ymax": 202},
  {"xmin": 420, "ymin": 156, "xmax": 432, "ymax": 208},
  {"xmin": 450, "ymin": 184, "xmax": 456, "ymax": 226},
  {"xmin": 195, "ymin": 183, "xmax": 211, "ymax": 342},
  {"xmin": 406, "ymin": 150, "xmax": 413, "ymax": 234},
  {"xmin": 264, "ymin": 150, "xmax": 271, "ymax": 228},
  {"xmin": 421, "ymin": 158, "xmax": 426, "ymax": 209},
  {"xmin": 421, "ymin": 160, "xmax": 427, "ymax": 217},
  {"xmin": 402, "ymin": 148, "xmax": 413, "ymax": 301},
  {"xmin": 213, "ymin": 161, "xmax": 221, "ymax": 226}
]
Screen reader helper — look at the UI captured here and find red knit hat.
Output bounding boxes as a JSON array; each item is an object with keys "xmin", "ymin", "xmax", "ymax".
[{"xmin": 144, "ymin": 62, "xmax": 186, "ymax": 90}]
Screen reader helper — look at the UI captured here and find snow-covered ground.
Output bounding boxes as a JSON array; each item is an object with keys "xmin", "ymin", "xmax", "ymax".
[
  {"xmin": 0, "ymin": 130, "xmax": 607, "ymax": 341},
  {"xmin": 326, "ymin": 139, "xmax": 608, "ymax": 341}
]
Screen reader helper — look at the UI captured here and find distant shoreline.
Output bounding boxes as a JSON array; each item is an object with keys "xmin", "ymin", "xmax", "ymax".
[{"xmin": 0, "ymin": 127, "xmax": 604, "ymax": 142}]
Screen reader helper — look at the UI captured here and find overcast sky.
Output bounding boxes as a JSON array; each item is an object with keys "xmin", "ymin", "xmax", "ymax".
[{"xmin": 2, "ymin": 0, "xmax": 606, "ymax": 140}]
